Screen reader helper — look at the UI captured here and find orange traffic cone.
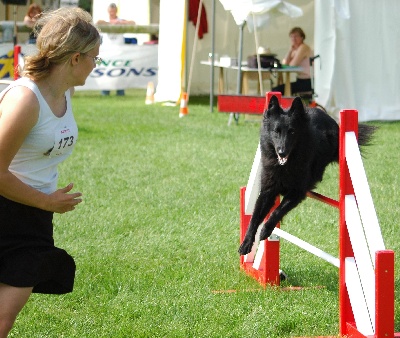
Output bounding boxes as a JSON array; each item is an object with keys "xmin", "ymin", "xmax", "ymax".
[
  {"xmin": 145, "ymin": 81, "xmax": 154, "ymax": 105},
  {"xmin": 179, "ymin": 92, "xmax": 189, "ymax": 117}
]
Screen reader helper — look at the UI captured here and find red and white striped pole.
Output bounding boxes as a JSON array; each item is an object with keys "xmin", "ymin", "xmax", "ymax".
[
  {"xmin": 339, "ymin": 109, "xmax": 358, "ymax": 335},
  {"xmin": 13, "ymin": 45, "xmax": 21, "ymax": 80}
]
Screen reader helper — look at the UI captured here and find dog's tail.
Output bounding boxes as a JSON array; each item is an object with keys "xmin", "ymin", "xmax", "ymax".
[{"xmin": 358, "ymin": 124, "xmax": 377, "ymax": 146}]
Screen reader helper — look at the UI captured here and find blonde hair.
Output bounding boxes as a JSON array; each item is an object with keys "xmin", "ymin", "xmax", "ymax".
[{"xmin": 22, "ymin": 7, "xmax": 101, "ymax": 81}]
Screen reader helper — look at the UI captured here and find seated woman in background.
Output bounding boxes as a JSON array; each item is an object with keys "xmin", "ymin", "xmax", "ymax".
[
  {"xmin": 24, "ymin": 3, "xmax": 42, "ymax": 44},
  {"xmin": 272, "ymin": 27, "xmax": 312, "ymax": 95}
]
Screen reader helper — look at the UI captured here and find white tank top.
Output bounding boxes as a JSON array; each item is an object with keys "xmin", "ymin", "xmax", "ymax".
[{"xmin": 0, "ymin": 78, "xmax": 78, "ymax": 194}]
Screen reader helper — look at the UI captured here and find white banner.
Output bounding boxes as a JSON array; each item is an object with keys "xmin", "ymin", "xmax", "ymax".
[
  {"xmin": 0, "ymin": 42, "xmax": 158, "ymax": 91},
  {"xmin": 79, "ymin": 43, "xmax": 158, "ymax": 91}
]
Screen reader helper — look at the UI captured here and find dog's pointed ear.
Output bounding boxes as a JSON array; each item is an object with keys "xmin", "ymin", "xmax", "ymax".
[
  {"xmin": 289, "ymin": 96, "xmax": 306, "ymax": 117},
  {"xmin": 265, "ymin": 95, "xmax": 280, "ymax": 117}
]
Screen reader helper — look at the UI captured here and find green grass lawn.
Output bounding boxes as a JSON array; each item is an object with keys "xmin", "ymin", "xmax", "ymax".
[{"xmin": 11, "ymin": 89, "xmax": 400, "ymax": 337}]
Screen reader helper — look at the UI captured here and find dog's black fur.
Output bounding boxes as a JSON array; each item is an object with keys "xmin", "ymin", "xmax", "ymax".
[{"xmin": 239, "ymin": 95, "xmax": 376, "ymax": 256}]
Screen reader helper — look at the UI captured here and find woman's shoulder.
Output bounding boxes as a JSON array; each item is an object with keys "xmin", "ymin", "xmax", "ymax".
[
  {"xmin": 294, "ymin": 43, "xmax": 311, "ymax": 60},
  {"xmin": 298, "ymin": 43, "xmax": 311, "ymax": 52},
  {"xmin": 0, "ymin": 84, "xmax": 39, "ymax": 129},
  {"xmin": 2, "ymin": 81, "xmax": 39, "ymax": 108},
  {"xmin": 2, "ymin": 79, "xmax": 40, "ymax": 113},
  {"xmin": 10, "ymin": 78, "xmax": 40, "ymax": 94}
]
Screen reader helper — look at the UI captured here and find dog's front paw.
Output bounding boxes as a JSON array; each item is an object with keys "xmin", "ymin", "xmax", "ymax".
[
  {"xmin": 238, "ymin": 237, "xmax": 254, "ymax": 256},
  {"xmin": 259, "ymin": 225, "xmax": 275, "ymax": 241}
]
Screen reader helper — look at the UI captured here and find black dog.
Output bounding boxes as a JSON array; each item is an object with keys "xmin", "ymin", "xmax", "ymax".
[{"xmin": 239, "ymin": 95, "xmax": 375, "ymax": 256}]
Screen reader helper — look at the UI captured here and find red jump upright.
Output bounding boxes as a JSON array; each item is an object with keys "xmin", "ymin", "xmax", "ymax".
[{"xmin": 13, "ymin": 45, "xmax": 21, "ymax": 80}]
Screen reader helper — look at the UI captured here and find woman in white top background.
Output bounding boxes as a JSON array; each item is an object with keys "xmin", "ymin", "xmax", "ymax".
[
  {"xmin": 0, "ymin": 7, "xmax": 101, "ymax": 337},
  {"xmin": 96, "ymin": 2, "xmax": 135, "ymax": 96}
]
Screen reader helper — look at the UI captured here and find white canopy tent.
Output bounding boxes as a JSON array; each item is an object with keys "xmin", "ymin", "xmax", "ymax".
[
  {"xmin": 155, "ymin": 0, "xmax": 311, "ymax": 104},
  {"xmin": 213, "ymin": 0, "xmax": 303, "ymax": 110},
  {"xmin": 155, "ymin": 0, "xmax": 400, "ymax": 120},
  {"xmin": 314, "ymin": 0, "xmax": 400, "ymax": 121},
  {"xmin": 154, "ymin": 0, "xmax": 186, "ymax": 103}
]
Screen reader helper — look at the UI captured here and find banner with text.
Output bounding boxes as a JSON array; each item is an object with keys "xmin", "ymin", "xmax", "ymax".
[{"xmin": 0, "ymin": 43, "xmax": 158, "ymax": 90}]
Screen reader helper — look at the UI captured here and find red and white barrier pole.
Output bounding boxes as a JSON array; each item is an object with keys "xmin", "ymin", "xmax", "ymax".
[
  {"xmin": 339, "ymin": 109, "xmax": 358, "ymax": 335},
  {"xmin": 13, "ymin": 45, "xmax": 21, "ymax": 80},
  {"xmin": 375, "ymin": 250, "xmax": 395, "ymax": 337}
]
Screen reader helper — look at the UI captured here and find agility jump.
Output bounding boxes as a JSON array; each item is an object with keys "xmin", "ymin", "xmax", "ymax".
[{"xmin": 236, "ymin": 93, "xmax": 398, "ymax": 338}]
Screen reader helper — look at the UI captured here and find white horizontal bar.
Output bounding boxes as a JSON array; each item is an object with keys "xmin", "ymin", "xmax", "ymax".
[
  {"xmin": 345, "ymin": 132, "xmax": 385, "ymax": 261},
  {"xmin": 245, "ymin": 142, "xmax": 262, "ymax": 215},
  {"xmin": 253, "ymin": 240, "xmax": 265, "ymax": 270},
  {"xmin": 272, "ymin": 228, "xmax": 339, "ymax": 268},
  {"xmin": 345, "ymin": 257, "xmax": 374, "ymax": 335},
  {"xmin": 345, "ymin": 195, "xmax": 376, "ymax": 328},
  {"xmin": 244, "ymin": 222, "xmax": 262, "ymax": 264}
]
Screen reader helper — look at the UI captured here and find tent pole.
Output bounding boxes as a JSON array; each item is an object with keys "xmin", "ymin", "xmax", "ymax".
[
  {"xmin": 185, "ymin": 0, "xmax": 189, "ymax": 91},
  {"xmin": 187, "ymin": 0, "xmax": 204, "ymax": 98},
  {"xmin": 228, "ymin": 22, "xmax": 245, "ymax": 125},
  {"xmin": 210, "ymin": 0, "xmax": 216, "ymax": 112},
  {"xmin": 236, "ymin": 22, "xmax": 245, "ymax": 94}
]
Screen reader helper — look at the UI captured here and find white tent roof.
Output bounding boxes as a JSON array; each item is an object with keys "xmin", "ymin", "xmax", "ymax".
[{"xmin": 219, "ymin": 0, "xmax": 303, "ymax": 29}]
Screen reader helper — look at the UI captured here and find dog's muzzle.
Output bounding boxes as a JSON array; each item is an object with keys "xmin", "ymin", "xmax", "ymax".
[{"xmin": 277, "ymin": 155, "xmax": 288, "ymax": 165}]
